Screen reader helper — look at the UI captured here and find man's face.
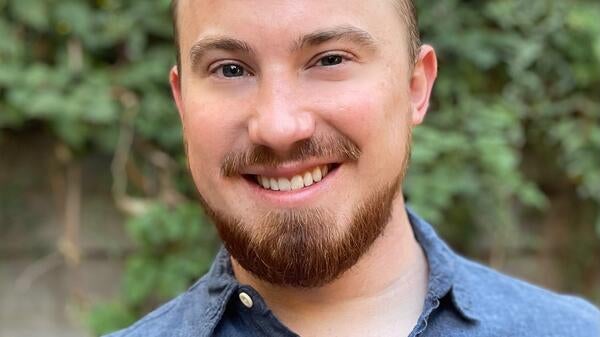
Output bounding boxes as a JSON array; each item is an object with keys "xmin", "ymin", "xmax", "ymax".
[{"xmin": 171, "ymin": 0, "xmax": 435, "ymax": 287}]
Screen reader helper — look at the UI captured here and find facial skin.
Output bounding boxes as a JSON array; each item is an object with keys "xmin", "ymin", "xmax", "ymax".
[{"xmin": 170, "ymin": 0, "xmax": 437, "ymax": 289}]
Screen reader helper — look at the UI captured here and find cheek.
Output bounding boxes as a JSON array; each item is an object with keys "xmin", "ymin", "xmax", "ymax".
[
  {"xmin": 305, "ymin": 81, "xmax": 384, "ymax": 142},
  {"xmin": 304, "ymin": 76, "xmax": 411, "ymax": 180},
  {"xmin": 182, "ymin": 95, "xmax": 246, "ymax": 189},
  {"xmin": 304, "ymin": 77, "xmax": 407, "ymax": 150}
]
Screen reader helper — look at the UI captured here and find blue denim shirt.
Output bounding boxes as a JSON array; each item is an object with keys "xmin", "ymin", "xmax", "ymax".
[{"xmin": 106, "ymin": 208, "xmax": 600, "ymax": 336}]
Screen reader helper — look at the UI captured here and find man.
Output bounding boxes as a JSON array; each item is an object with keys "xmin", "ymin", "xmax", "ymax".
[{"xmin": 108, "ymin": 0, "xmax": 600, "ymax": 336}]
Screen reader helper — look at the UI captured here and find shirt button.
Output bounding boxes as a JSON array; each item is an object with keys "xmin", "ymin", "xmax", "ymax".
[{"xmin": 239, "ymin": 291, "xmax": 254, "ymax": 308}]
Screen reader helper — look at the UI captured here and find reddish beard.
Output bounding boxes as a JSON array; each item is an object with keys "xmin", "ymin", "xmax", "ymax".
[
  {"xmin": 191, "ymin": 131, "xmax": 411, "ymax": 287},
  {"xmin": 200, "ymin": 177, "xmax": 403, "ymax": 287}
]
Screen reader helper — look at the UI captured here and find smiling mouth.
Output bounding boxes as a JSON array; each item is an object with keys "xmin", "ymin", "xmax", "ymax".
[{"xmin": 243, "ymin": 163, "xmax": 340, "ymax": 192}]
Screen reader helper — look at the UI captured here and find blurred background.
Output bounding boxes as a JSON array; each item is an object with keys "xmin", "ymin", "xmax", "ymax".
[{"xmin": 1, "ymin": 0, "xmax": 599, "ymax": 336}]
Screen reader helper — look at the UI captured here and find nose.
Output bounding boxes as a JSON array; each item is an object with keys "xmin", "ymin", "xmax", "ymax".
[{"xmin": 248, "ymin": 76, "xmax": 315, "ymax": 155}]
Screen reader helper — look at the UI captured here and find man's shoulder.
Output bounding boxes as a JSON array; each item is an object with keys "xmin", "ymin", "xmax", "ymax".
[
  {"xmin": 454, "ymin": 255, "xmax": 600, "ymax": 335},
  {"xmin": 103, "ymin": 276, "xmax": 216, "ymax": 337},
  {"xmin": 104, "ymin": 295, "xmax": 182, "ymax": 337}
]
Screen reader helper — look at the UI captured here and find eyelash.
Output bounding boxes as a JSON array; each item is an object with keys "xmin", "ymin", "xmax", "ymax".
[
  {"xmin": 310, "ymin": 52, "xmax": 354, "ymax": 68},
  {"xmin": 208, "ymin": 52, "xmax": 354, "ymax": 78},
  {"xmin": 208, "ymin": 62, "xmax": 253, "ymax": 78}
]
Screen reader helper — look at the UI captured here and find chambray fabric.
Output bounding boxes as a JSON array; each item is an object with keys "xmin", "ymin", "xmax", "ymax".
[{"xmin": 106, "ymin": 208, "xmax": 600, "ymax": 337}]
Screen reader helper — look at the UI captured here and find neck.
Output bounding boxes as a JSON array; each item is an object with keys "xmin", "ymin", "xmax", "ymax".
[{"xmin": 232, "ymin": 196, "xmax": 429, "ymax": 336}]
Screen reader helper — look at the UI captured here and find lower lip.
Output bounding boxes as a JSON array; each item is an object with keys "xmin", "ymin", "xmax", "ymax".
[{"xmin": 243, "ymin": 166, "xmax": 340, "ymax": 208}]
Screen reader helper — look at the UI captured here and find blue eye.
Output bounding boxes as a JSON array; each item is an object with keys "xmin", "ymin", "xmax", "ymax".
[
  {"xmin": 220, "ymin": 64, "xmax": 246, "ymax": 77},
  {"xmin": 318, "ymin": 55, "xmax": 344, "ymax": 66}
]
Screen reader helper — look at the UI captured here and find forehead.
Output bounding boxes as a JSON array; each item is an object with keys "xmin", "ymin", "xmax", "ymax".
[{"xmin": 176, "ymin": 0, "xmax": 405, "ymax": 52}]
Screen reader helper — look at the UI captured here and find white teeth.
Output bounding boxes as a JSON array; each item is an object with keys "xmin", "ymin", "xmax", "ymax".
[
  {"xmin": 291, "ymin": 175, "xmax": 304, "ymax": 190},
  {"xmin": 278, "ymin": 177, "xmax": 291, "ymax": 191},
  {"xmin": 303, "ymin": 172, "xmax": 314, "ymax": 187},
  {"xmin": 260, "ymin": 176, "xmax": 270, "ymax": 189},
  {"xmin": 269, "ymin": 178, "xmax": 279, "ymax": 191},
  {"xmin": 312, "ymin": 166, "xmax": 322, "ymax": 182},
  {"xmin": 256, "ymin": 165, "xmax": 332, "ymax": 191}
]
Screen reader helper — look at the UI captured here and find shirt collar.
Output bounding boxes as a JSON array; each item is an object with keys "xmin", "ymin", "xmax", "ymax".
[
  {"xmin": 406, "ymin": 207, "xmax": 479, "ymax": 322},
  {"xmin": 177, "ymin": 248, "xmax": 239, "ymax": 337}
]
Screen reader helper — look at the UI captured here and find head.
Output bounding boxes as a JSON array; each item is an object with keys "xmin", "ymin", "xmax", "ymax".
[{"xmin": 169, "ymin": 0, "xmax": 437, "ymax": 287}]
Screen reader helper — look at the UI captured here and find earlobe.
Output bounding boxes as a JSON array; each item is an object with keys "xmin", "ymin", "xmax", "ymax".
[
  {"xmin": 409, "ymin": 45, "xmax": 438, "ymax": 125},
  {"xmin": 169, "ymin": 66, "xmax": 185, "ymax": 122}
]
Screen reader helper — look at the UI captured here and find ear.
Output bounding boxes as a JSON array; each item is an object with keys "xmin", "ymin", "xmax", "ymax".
[
  {"xmin": 169, "ymin": 66, "xmax": 185, "ymax": 122},
  {"xmin": 409, "ymin": 44, "xmax": 437, "ymax": 125}
]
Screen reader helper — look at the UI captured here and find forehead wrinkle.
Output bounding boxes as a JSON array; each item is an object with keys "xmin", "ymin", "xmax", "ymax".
[
  {"xmin": 292, "ymin": 25, "xmax": 379, "ymax": 53},
  {"xmin": 189, "ymin": 36, "xmax": 255, "ymax": 70}
]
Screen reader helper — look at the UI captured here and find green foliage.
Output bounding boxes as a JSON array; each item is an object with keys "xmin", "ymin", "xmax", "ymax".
[
  {"xmin": 0, "ymin": 0, "xmax": 178, "ymax": 152},
  {"xmin": 1, "ymin": 0, "xmax": 599, "ymax": 335},
  {"xmin": 89, "ymin": 202, "xmax": 218, "ymax": 335},
  {"xmin": 407, "ymin": 0, "xmax": 600, "ymax": 253},
  {"xmin": 123, "ymin": 202, "xmax": 217, "ymax": 305},
  {"xmin": 87, "ymin": 302, "xmax": 137, "ymax": 337}
]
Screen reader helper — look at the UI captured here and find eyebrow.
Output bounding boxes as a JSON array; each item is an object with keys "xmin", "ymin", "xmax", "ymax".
[
  {"xmin": 189, "ymin": 37, "xmax": 255, "ymax": 70},
  {"xmin": 292, "ymin": 25, "xmax": 378, "ymax": 52},
  {"xmin": 188, "ymin": 25, "xmax": 377, "ymax": 70}
]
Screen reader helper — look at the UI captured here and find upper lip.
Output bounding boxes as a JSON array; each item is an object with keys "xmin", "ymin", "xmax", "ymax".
[{"xmin": 241, "ymin": 159, "xmax": 338, "ymax": 178}]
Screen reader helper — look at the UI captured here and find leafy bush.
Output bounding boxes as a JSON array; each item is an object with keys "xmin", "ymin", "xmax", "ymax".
[
  {"xmin": 409, "ymin": 0, "xmax": 600, "ymax": 255},
  {"xmin": 89, "ymin": 202, "xmax": 217, "ymax": 335}
]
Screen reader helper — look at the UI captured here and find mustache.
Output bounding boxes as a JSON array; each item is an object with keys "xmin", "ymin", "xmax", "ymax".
[{"xmin": 221, "ymin": 134, "xmax": 361, "ymax": 177}]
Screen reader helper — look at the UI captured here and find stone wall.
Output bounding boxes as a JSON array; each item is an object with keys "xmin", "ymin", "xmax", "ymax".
[{"xmin": 1, "ymin": 128, "xmax": 129, "ymax": 337}]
